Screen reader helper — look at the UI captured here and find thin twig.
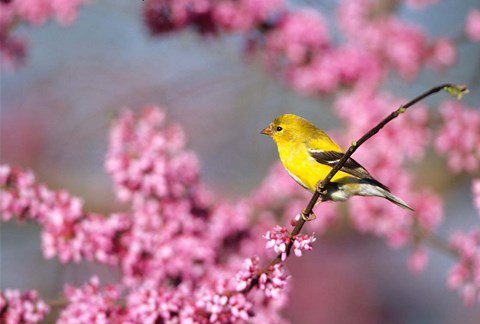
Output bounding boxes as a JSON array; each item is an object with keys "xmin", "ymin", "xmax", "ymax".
[
  {"xmin": 423, "ymin": 233, "xmax": 459, "ymax": 259},
  {"xmin": 238, "ymin": 83, "xmax": 467, "ymax": 295}
]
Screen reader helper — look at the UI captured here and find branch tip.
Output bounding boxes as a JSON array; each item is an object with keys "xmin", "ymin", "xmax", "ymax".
[{"xmin": 443, "ymin": 84, "xmax": 469, "ymax": 100}]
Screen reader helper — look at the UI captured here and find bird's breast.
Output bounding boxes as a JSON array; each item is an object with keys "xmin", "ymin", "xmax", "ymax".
[{"xmin": 278, "ymin": 143, "xmax": 332, "ymax": 192}]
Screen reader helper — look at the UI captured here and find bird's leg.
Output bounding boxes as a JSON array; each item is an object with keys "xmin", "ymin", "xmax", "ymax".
[
  {"xmin": 301, "ymin": 209, "xmax": 316, "ymax": 221},
  {"xmin": 301, "ymin": 182, "xmax": 329, "ymax": 221},
  {"xmin": 315, "ymin": 182, "xmax": 328, "ymax": 199}
]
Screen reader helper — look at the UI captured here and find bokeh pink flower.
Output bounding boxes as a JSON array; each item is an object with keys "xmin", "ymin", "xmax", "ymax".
[
  {"xmin": 435, "ymin": 100, "xmax": 480, "ymax": 173},
  {"xmin": 466, "ymin": 9, "xmax": 480, "ymax": 42}
]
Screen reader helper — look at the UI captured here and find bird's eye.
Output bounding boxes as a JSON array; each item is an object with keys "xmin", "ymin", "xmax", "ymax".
[{"xmin": 276, "ymin": 126, "xmax": 283, "ymax": 131}]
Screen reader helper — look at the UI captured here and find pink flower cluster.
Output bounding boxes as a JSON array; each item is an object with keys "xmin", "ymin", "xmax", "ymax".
[
  {"xmin": 264, "ymin": 225, "xmax": 291, "ymax": 260},
  {"xmin": 235, "ymin": 257, "xmax": 262, "ymax": 292},
  {"xmin": 1, "ymin": 0, "xmax": 89, "ymax": 26},
  {"xmin": 466, "ymin": 9, "xmax": 480, "ymax": 42},
  {"xmin": 105, "ymin": 106, "xmax": 199, "ymax": 205},
  {"xmin": 403, "ymin": 0, "xmax": 439, "ymax": 9},
  {"xmin": 2, "ymin": 106, "xmax": 294, "ymax": 322},
  {"xmin": 104, "ymin": 106, "xmax": 242, "ymax": 286},
  {"xmin": 258, "ymin": 263, "xmax": 289, "ymax": 299},
  {"xmin": 264, "ymin": 224, "xmax": 315, "ymax": 261},
  {"xmin": 56, "ymin": 272, "xmax": 284, "ymax": 323},
  {"xmin": 338, "ymin": 0, "xmax": 456, "ymax": 80},
  {"xmin": 334, "ymin": 90, "xmax": 431, "ymax": 162},
  {"xmin": 58, "ymin": 277, "xmax": 122, "ymax": 323},
  {"xmin": 448, "ymin": 230, "xmax": 480, "ymax": 305},
  {"xmin": 143, "ymin": 0, "xmax": 460, "ymax": 95},
  {"xmin": 474, "ymin": 179, "xmax": 480, "ymax": 217},
  {"xmin": 0, "ymin": 165, "xmax": 131, "ymax": 263},
  {"xmin": 144, "ymin": 0, "xmax": 285, "ymax": 35},
  {"xmin": 0, "ymin": 289, "xmax": 49, "ymax": 324},
  {"xmin": 0, "ymin": 0, "xmax": 90, "ymax": 68},
  {"xmin": 435, "ymin": 100, "xmax": 480, "ymax": 173}
]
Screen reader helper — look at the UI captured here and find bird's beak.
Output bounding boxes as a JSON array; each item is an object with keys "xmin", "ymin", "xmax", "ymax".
[{"xmin": 261, "ymin": 126, "xmax": 273, "ymax": 136}]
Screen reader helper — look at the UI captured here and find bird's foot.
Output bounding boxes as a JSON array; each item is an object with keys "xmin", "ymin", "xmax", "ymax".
[
  {"xmin": 301, "ymin": 210, "xmax": 317, "ymax": 222},
  {"xmin": 315, "ymin": 182, "xmax": 328, "ymax": 197}
]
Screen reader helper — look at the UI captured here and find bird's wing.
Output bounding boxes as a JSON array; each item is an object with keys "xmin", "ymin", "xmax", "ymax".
[{"xmin": 308, "ymin": 149, "xmax": 390, "ymax": 191}]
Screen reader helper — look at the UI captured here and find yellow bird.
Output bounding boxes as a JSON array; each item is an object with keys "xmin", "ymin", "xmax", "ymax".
[{"xmin": 261, "ymin": 114, "xmax": 413, "ymax": 217}]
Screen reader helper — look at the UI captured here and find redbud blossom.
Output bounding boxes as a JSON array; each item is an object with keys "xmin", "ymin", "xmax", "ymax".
[
  {"xmin": 0, "ymin": 0, "xmax": 90, "ymax": 67},
  {"xmin": 435, "ymin": 100, "xmax": 480, "ymax": 173},
  {"xmin": 0, "ymin": 289, "xmax": 49, "ymax": 323},
  {"xmin": 264, "ymin": 224, "xmax": 316, "ymax": 260},
  {"xmin": 448, "ymin": 230, "xmax": 480, "ymax": 305},
  {"xmin": 466, "ymin": 9, "xmax": 480, "ymax": 42},
  {"xmin": 473, "ymin": 179, "xmax": 480, "ymax": 217},
  {"xmin": 58, "ymin": 277, "xmax": 122, "ymax": 323},
  {"xmin": 258, "ymin": 264, "xmax": 290, "ymax": 298}
]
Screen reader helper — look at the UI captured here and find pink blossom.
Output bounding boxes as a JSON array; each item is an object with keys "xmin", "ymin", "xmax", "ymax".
[
  {"xmin": 264, "ymin": 224, "xmax": 316, "ymax": 260},
  {"xmin": 144, "ymin": 0, "xmax": 194, "ymax": 35},
  {"xmin": 0, "ymin": 0, "xmax": 90, "ymax": 66},
  {"xmin": 0, "ymin": 289, "xmax": 49, "ymax": 323},
  {"xmin": 404, "ymin": 0, "xmax": 439, "ymax": 9},
  {"xmin": 334, "ymin": 90, "xmax": 430, "ymax": 162},
  {"xmin": 473, "ymin": 179, "xmax": 480, "ymax": 217},
  {"xmin": 33, "ymin": 190, "xmax": 126, "ymax": 264},
  {"xmin": 1, "ymin": 0, "xmax": 89, "ymax": 26},
  {"xmin": 448, "ymin": 230, "xmax": 480, "ymax": 305},
  {"xmin": 409, "ymin": 248, "xmax": 428, "ymax": 272},
  {"xmin": 265, "ymin": 9, "xmax": 330, "ymax": 66},
  {"xmin": 435, "ymin": 100, "xmax": 480, "ymax": 173},
  {"xmin": 242, "ymin": 0, "xmax": 285, "ymax": 22},
  {"xmin": 336, "ymin": 0, "xmax": 370, "ymax": 38},
  {"xmin": 0, "ymin": 34, "xmax": 27, "ymax": 70},
  {"xmin": 349, "ymin": 196, "xmax": 412, "ymax": 246},
  {"xmin": 142, "ymin": 0, "xmax": 457, "ymax": 96},
  {"xmin": 466, "ymin": 9, "xmax": 480, "ymax": 42},
  {"xmin": 292, "ymin": 233, "xmax": 316, "ymax": 257},
  {"xmin": 105, "ymin": 106, "xmax": 199, "ymax": 205},
  {"xmin": 427, "ymin": 38, "xmax": 456, "ymax": 70},
  {"xmin": 51, "ymin": 0, "xmax": 90, "ymax": 25},
  {"xmin": 125, "ymin": 286, "xmax": 183, "ymax": 323},
  {"xmin": 264, "ymin": 225, "xmax": 291, "ymax": 261},
  {"xmin": 337, "ymin": 0, "xmax": 443, "ymax": 81},
  {"xmin": 0, "ymin": 164, "xmax": 135, "ymax": 263},
  {"xmin": 412, "ymin": 190, "xmax": 443, "ymax": 234},
  {"xmin": 195, "ymin": 289, "xmax": 253, "ymax": 323},
  {"xmin": 14, "ymin": 0, "xmax": 52, "ymax": 25},
  {"xmin": 258, "ymin": 263, "xmax": 290, "ymax": 298},
  {"xmin": 2, "ymin": 105, "xmax": 292, "ymax": 316},
  {"xmin": 213, "ymin": 1, "xmax": 254, "ymax": 32},
  {"xmin": 235, "ymin": 257, "xmax": 261, "ymax": 291},
  {"xmin": 382, "ymin": 20, "xmax": 427, "ymax": 80},
  {"xmin": 58, "ymin": 277, "xmax": 122, "ymax": 323},
  {"xmin": 213, "ymin": 0, "xmax": 284, "ymax": 32}
]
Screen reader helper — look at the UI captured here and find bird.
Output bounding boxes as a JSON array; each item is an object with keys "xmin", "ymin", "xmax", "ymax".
[{"xmin": 261, "ymin": 114, "xmax": 413, "ymax": 220}]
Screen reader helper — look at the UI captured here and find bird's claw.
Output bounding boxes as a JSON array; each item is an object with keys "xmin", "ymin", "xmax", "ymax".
[
  {"xmin": 301, "ymin": 210, "xmax": 317, "ymax": 222},
  {"xmin": 315, "ymin": 183, "xmax": 328, "ymax": 197}
]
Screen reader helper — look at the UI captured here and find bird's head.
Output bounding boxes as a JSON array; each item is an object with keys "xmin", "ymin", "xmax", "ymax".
[{"xmin": 261, "ymin": 114, "xmax": 316, "ymax": 143}]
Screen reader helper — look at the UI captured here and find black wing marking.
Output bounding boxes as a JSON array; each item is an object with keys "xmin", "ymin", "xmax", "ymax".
[{"xmin": 308, "ymin": 150, "xmax": 390, "ymax": 191}]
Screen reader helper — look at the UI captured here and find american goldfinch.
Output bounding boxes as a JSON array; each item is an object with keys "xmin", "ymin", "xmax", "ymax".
[{"xmin": 261, "ymin": 114, "xmax": 413, "ymax": 212}]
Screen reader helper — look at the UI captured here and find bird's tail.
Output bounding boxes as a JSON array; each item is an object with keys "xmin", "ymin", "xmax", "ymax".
[
  {"xmin": 379, "ymin": 188, "xmax": 414, "ymax": 211},
  {"xmin": 353, "ymin": 181, "xmax": 414, "ymax": 211}
]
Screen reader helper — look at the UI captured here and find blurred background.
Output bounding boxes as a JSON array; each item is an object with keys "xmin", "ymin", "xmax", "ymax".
[{"xmin": 1, "ymin": 0, "xmax": 480, "ymax": 323}]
